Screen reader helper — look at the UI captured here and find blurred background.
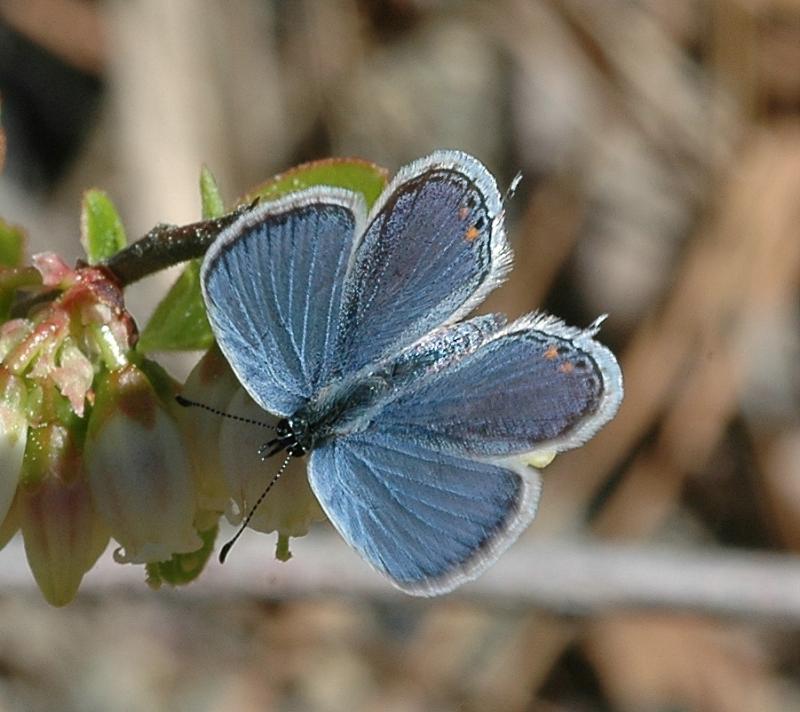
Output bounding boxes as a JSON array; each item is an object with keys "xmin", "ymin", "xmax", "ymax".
[{"xmin": 2, "ymin": 0, "xmax": 800, "ymax": 710}]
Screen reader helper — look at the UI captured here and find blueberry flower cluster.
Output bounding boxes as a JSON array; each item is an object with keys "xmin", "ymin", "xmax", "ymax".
[{"xmin": 0, "ymin": 164, "xmax": 354, "ymax": 605}]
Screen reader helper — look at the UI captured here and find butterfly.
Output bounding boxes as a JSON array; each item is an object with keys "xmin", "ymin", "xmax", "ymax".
[{"xmin": 200, "ymin": 150, "xmax": 623, "ymax": 596}]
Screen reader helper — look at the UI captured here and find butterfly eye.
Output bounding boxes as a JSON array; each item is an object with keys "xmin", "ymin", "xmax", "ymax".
[{"xmin": 275, "ymin": 420, "xmax": 292, "ymax": 438}]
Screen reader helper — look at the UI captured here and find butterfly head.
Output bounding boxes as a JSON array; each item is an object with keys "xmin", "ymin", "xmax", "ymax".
[{"xmin": 273, "ymin": 416, "xmax": 310, "ymax": 458}]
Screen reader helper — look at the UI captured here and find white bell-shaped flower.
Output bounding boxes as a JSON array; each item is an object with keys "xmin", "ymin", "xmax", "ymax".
[{"xmin": 86, "ymin": 364, "xmax": 202, "ymax": 564}]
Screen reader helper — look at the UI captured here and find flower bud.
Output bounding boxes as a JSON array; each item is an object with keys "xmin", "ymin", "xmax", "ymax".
[
  {"xmin": 219, "ymin": 388, "xmax": 325, "ymax": 539},
  {"xmin": 3, "ymin": 259, "xmax": 135, "ymax": 422},
  {"xmin": 0, "ymin": 367, "xmax": 27, "ymax": 525},
  {"xmin": 0, "ymin": 490, "xmax": 20, "ymax": 551},
  {"xmin": 0, "ymin": 319, "xmax": 33, "ymax": 363},
  {"xmin": 86, "ymin": 364, "xmax": 201, "ymax": 564},
  {"xmin": 178, "ymin": 346, "xmax": 240, "ymax": 521},
  {"xmin": 18, "ymin": 422, "xmax": 109, "ymax": 606}
]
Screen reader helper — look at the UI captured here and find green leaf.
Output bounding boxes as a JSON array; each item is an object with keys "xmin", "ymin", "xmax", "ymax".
[
  {"xmin": 136, "ymin": 167, "xmax": 224, "ymax": 353},
  {"xmin": 80, "ymin": 190, "xmax": 127, "ymax": 264},
  {"xmin": 137, "ymin": 260, "xmax": 214, "ymax": 353},
  {"xmin": 243, "ymin": 157, "xmax": 389, "ymax": 209},
  {"xmin": 146, "ymin": 524, "xmax": 218, "ymax": 588},
  {"xmin": 139, "ymin": 159, "xmax": 388, "ymax": 353},
  {"xmin": 0, "ymin": 220, "xmax": 27, "ymax": 320},
  {"xmin": 0, "ymin": 219, "xmax": 24, "ymax": 268},
  {"xmin": 135, "ymin": 355, "xmax": 181, "ymax": 404},
  {"xmin": 200, "ymin": 165, "xmax": 225, "ymax": 219}
]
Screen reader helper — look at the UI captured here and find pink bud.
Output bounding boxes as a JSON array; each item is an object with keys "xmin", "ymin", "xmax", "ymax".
[{"xmin": 18, "ymin": 423, "xmax": 109, "ymax": 606}]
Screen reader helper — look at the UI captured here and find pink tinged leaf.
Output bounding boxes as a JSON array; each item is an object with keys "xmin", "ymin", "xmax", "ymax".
[
  {"xmin": 32, "ymin": 252, "xmax": 74, "ymax": 288},
  {"xmin": 4, "ymin": 310, "xmax": 69, "ymax": 376},
  {"xmin": 0, "ymin": 319, "xmax": 34, "ymax": 362},
  {"xmin": 50, "ymin": 339, "xmax": 94, "ymax": 417}
]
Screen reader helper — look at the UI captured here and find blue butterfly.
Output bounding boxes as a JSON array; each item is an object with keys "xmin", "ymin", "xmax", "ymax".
[{"xmin": 200, "ymin": 150, "xmax": 623, "ymax": 595}]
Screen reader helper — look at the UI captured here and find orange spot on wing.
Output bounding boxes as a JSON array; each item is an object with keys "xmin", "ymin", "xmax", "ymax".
[
  {"xmin": 559, "ymin": 362, "xmax": 575, "ymax": 374},
  {"xmin": 465, "ymin": 226, "xmax": 479, "ymax": 242},
  {"xmin": 544, "ymin": 345, "xmax": 559, "ymax": 360}
]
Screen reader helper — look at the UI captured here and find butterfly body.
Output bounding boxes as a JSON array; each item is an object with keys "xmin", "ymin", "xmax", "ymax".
[
  {"xmin": 286, "ymin": 314, "xmax": 502, "ymax": 451},
  {"xmin": 201, "ymin": 150, "xmax": 623, "ymax": 595}
]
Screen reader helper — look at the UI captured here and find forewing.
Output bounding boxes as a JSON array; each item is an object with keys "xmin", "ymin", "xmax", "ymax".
[
  {"xmin": 201, "ymin": 188, "xmax": 365, "ymax": 416},
  {"xmin": 377, "ymin": 313, "xmax": 624, "ymax": 457},
  {"xmin": 331, "ymin": 150, "xmax": 511, "ymax": 378},
  {"xmin": 308, "ymin": 431, "xmax": 541, "ymax": 595}
]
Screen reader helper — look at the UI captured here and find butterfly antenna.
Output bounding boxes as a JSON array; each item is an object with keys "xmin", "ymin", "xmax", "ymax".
[
  {"xmin": 218, "ymin": 453, "xmax": 293, "ymax": 564},
  {"xmin": 175, "ymin": 394, "xmax": 276, "ymax": 430}
]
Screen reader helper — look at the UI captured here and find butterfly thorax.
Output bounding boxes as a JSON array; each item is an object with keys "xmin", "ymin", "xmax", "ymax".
[{"xmin": 289, "ymin": 371, "xmax": 394, "ymax": 453}]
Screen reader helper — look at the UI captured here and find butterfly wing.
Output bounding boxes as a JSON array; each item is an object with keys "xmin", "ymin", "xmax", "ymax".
[
  {"xmin": 378, "ymin": 313, "xmax": 624, "ymax": 458},
  {"xmin": 308, "ymin": 313, "xmax": 622, "ymax": 595},
  {"xmin": 201, "ymin": 189, "xmax": 366, "ymax": 416},
  {"xmin": 330, "ymin": 150, "xmax": 512, "ymax": 379},
  {"xmin": 308, "ymin": 430, "xmax": 541, "ymax": 596}
]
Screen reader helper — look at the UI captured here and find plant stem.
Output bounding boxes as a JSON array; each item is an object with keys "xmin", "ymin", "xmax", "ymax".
[
  {"xmin": 9, "ymin": 206, "xmax": 251, "ymax": 319},
  {"xmin": 101, "ymin": 207, "xmax": 248, "ymax": 286}
]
